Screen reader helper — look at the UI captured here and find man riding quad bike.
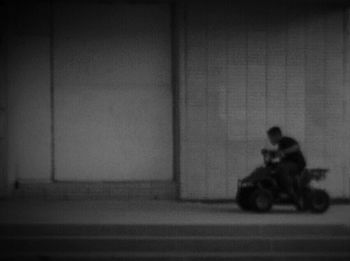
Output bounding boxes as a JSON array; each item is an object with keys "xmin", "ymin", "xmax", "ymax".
[{"xmin": 236, "ymin": 127, "xmax": 330, "ymax": 213}]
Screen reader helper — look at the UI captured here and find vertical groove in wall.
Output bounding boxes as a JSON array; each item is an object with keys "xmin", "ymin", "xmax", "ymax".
[
  {"xmin": 170, "ymin": 2, "xmax": 179, "ymax": 196},
  {"xmin": 264, "ymin": 5, "xmax": 267, "ymax": 146},
  {"xmin": 305, "ymin": 3, "xmax": 312, "ymax": 167},
  {"xmin": 204, "ymin": 2, "xmax": 209, "ymax": 198},
  {"xmin": 0, "ymin": 1, "xmax": 8, "ymax": 195},
  {"xmin": 304, "ymin": 2, "xmax": 309, "ymax": 154},
  {"xmin": 321, "ymin": 4, "xmax": 326, "ymax": 168},
  {"xmin": 322, "ymin": 4, "xmax": 327, "ymax": 174},
  {"xmin": 244, "ymin": 4, "xmax": 248, "ymax": 178},
  {"xmin": 178, "ymin": 0, "xmax": 187, "ymax": 198},
  {"xmin": 224, "ymin": 0, "xmax": 229, "ymax": 197},
  {"xmin": 284, "ymin": 4, "xmax": 289, "ymax": 132},
  {"xmin": 342, "ymin": 6, "xmax": 350, "ymax": 197},
  {"xmin": 324, "ymin": 3, "xmax": 331, "ymax": 192},
  {"xmin": 347, "ymin": 6, "xmax": 350, "ymax": 198},
  {"xmin": 341, "ymin": 6, "xmax": 346, "ymax": 197},
  {"xmin": 302, "ymin": 5, "xmax": 307, "ymax": 147},
  {"xmin": 304, "ymin": 3, "xmax": 308, "ymax": 154},
  {"xmin": 320, "ymin": 5, "xmax": 326, "ymax": 170},
  {"xmin": 264, "ymin": 4, "xmax": 269, "ymax": 134},
  {"xmin": 340, "ymin": 7, "xmax": 346, "ymax": 197},
  {"xmin": 49, "ymin": 0, "xmax": 55, "ymax": 182},
  {"xmin": 5, "ymin": 2, "xmax": 9, "ymax": 193},
  {"xmin": 183, "ymin": 1, "xmax": 190, "ymax": 198},
  {"xmin": 181, "ymin": 0, "xmax": 188, "ymax": 198}
]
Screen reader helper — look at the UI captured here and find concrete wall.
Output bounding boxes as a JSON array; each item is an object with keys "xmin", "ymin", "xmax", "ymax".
[
  {"xmin": 4, "ymin": 0, "xmax": 350, "ymax": 199},
  {"xmin": 0, "ymin": 2, "xmax": 7, "ymax": 196},
  {"xmin": 53, "ymin": 2, "xmax": 172, "ymax": 181},
  {"xmin": 6, "ymin": 1, "xmax": 52, "ymax": 184},
  {"xmin": 5, "ymin": 1, "xmax": 173, "ymax": 187},
  {"xmin": 180, "ymin": 0, "xmax": 350, "ymax": 199},
  {"xmin": 344, "ymin": 6, "xmax": 350, "ymax": 200}
]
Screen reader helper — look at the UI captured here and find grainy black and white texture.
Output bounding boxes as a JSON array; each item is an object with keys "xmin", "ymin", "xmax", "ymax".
[
  {"xmin": 1, "ymin": 0, "xmax": 350, "ymax": 200},
  {"xmin": 1, "ymin": 0, "xmax": 350, "ymax": 260}
]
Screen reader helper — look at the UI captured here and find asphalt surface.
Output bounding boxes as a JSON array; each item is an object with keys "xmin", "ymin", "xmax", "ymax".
[{"xmin": 0, "ymin": 200, "xmax": 349, "ymax": 225}]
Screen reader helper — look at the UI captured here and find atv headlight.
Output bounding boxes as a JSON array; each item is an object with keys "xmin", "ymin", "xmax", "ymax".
[{"xmin": 241, "ymin": 182, "xmax": 253, "ymax": 187}]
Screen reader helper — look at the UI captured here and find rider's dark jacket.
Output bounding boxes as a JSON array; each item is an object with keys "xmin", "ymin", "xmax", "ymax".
[{"xmin": 278, "ymin": 136, "xmax": 306, "ymax": 171}]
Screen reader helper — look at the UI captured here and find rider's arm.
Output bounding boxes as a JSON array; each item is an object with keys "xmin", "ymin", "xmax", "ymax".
[{"xmin": 279, "ymin": 144, "xmax": 299, "ymax": 156}]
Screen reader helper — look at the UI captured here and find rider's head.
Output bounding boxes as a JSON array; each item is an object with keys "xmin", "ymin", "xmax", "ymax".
[{"xmin": 267, "ymin": 126, "xmax": 282, "ymax": 145}]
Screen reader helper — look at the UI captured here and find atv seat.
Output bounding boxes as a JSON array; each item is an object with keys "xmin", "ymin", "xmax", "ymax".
[
  {"xmin": 306, "ymin": 168, "xmax": 329, "ymax": 180},
  {"xmin": 295, "ymin": 168, "xmax": 328, "ymax": 188}
]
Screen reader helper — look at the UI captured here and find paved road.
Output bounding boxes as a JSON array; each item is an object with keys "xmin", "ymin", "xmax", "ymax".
[{"xmin": 0, "ymin": 200, "xmax": 349, "ymax": 225}]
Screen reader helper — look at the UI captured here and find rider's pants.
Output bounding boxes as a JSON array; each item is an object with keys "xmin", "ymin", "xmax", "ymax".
[{"xmin": 276, "ymin": 161, "xmax": 300, "ymax": 203}]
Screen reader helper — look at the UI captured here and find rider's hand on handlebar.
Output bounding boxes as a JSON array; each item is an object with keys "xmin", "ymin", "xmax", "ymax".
[{"xmin": 276, "ymin": 150, "xmax": 285, "ymax": 158}]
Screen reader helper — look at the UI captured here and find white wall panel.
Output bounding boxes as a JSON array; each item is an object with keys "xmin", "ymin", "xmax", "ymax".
[
  {"xmin": 286, "ymin": 6, "xmax": 306, "ymax": 144},
  {"xmin": 266, "ymin": 5, "xmax": 287, "ymax": 132},
  {"xmin": 54, "ymin": 3, "xmax": 172, "ymax": 181},
  {"xmin": 227, "ymin": 2, "xmax": 247, "ymax": 197},
  {"xmin": 4, "ymin": 0, "xmax": 349, "ymax": 198},
  {"xmin": 246, "ymin": 6, "xmax": 267, "ymax": 174},
  {"xmin": 0, "ymin": 4, "xmax": 7, "ymax": 195},
  {"xmin": 206, "ymin": 2, "xmax": 228, "ymax": 198},
  {"xmin": 182, "ymin": 2, "xmax": 208, "ymax": 198},
  {"xmin": 324, "ymin": 8, "xmax": 345, "ymax": 196},
  {"xmin": 305, "ymin": 7, "xmax": 327, "ymax": 169},
  {"xmin": 181, "ymin": 1, "xmax": 348, "ymax": 199},
  {"xmin": 344, "ymin": 8, "xmax": 350, "ymax": 198}
]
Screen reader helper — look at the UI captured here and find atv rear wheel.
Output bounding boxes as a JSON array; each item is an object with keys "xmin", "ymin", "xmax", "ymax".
[
  {"xmin": 306, "ymin": 189, "xmax": 330, "ymax": 213},
  {"xmin": 250, "ymin": 189, "xmax": 273, "ymax": 212}
]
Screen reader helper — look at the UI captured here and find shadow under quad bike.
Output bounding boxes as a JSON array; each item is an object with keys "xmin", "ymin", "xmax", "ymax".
[{"xmin": 236, "ymin": 150, "xmax": 330, "ymax": 213}]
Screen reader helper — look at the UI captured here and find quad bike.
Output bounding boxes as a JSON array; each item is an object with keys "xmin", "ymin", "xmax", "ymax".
[{"xmin": 236, "ymin": 150, "xmax": 330, "ymax": 213}]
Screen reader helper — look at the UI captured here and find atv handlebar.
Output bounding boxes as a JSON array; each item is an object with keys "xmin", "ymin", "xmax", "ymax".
[{"xmin": 261, "ymin": 149, "xmax": 280, "ymax": 165}]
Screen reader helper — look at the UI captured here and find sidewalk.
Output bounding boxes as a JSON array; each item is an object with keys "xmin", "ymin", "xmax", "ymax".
[{"xmin": 0, "ymin": 200, "xmax": 349, "ymax": 225}]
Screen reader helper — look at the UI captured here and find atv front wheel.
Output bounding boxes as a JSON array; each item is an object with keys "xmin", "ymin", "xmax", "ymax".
[
  {"xmin": 236, "ymin": 187, "xmax": 254, "ymax": 211},
  {"xmin": 250, "ymin": 189, "xmax": 273, "ymax": 212}
]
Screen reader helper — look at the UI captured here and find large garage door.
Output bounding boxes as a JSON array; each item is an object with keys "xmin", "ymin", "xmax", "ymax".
[{"xmin": 54, "ymin": 2, "xmax": 172, "ymax": 181}]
